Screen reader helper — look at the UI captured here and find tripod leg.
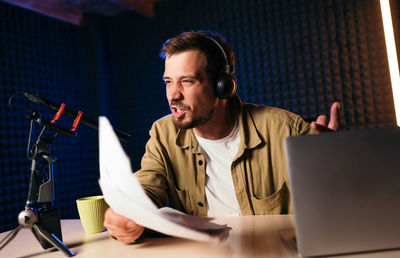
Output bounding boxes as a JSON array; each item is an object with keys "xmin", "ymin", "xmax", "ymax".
[
  {"xmin": 0, "ymin": 225, "xmax": 23, "ymax": 250},
  {"xmin": 32, "ymin": 224, "xmax": 75, "ymax": 257}
]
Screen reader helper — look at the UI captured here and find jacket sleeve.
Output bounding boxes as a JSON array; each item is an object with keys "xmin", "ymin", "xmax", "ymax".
[
  {"xmin": 134, "ymin": 123, "xmax": 170, "ymax": 208},
  {"xmin": 295, "ymin": 115, "xmax": 316, "ymax": 136}
]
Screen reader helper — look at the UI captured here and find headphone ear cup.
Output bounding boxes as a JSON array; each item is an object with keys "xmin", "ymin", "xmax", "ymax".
[{"xmin": 215, "ymin": 74, "xmax": 237, "ymax": 99}]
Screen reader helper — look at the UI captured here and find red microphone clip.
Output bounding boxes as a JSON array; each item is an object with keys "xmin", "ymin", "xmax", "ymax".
[
  {"xmin": 71, "ymin": 111, "xmax": 83, "ymax": 131},
  {"xmin": 51, "ymin": 103, "xmax": 66, "ymax": 123}
]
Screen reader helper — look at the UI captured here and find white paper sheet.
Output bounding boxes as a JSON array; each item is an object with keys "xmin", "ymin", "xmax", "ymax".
[{"xmin": 98, "ymin": 116, "xmax": 231, "ymax": 243}]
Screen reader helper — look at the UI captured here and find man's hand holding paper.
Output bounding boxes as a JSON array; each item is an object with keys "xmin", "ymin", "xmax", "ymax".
[{"xmin": 104, "ymin": 208, "xmax": 145, "ymax": 243}]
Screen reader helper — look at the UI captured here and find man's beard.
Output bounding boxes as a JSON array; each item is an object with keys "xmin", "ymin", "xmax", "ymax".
[{"xmin": 174, "ymin": 107, "xmax": 215, "ymax": 129}]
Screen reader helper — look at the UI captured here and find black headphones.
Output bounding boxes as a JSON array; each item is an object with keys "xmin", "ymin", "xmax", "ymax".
[{"xmin": 205, "ymin": 36, "xmax": 237, "ymax": 99}]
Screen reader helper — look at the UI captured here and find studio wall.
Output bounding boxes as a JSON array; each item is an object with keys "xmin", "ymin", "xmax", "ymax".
[
  {"xmin": 87, "ymin": 0, "xmax": 396, "ymax": 170},
  {"xmin": 0, "ymin": 1, "xmax": 100, "ymax": 232}
]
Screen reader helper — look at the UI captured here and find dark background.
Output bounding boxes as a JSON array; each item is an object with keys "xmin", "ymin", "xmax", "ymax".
[{"xmin": 0, "ymin": 0, "xmax": 398, "ymax": 232}]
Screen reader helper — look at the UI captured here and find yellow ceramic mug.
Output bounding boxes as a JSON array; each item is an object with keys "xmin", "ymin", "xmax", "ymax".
[{"xmin": 76, "ymin": 195, "xmax": 109, "ymax": 234}]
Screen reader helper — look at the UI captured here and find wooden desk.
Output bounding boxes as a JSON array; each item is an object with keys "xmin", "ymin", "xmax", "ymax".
[{"xmin": 1, "ymin": 215, "xmax": 399, "ymax": 257}]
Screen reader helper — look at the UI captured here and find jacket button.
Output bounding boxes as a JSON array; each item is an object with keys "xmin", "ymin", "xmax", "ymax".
[
  {"xmin": 198, "ymin": 160, "xmax": 203, "ymax": 166},
  {"xmin": 197, "ymin": 202, "xmax": 204, "ymax": 207}
]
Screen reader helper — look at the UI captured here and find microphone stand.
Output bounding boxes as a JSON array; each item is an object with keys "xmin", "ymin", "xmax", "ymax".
[{"xmin": 0, "ymin": 111, "xmax": 75, "ymax": 257}]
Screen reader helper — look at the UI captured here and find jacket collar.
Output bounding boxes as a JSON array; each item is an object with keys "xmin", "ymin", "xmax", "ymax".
[{"xmin": 234, "ymin": 96, "xmax": 263, "ymax": 150}]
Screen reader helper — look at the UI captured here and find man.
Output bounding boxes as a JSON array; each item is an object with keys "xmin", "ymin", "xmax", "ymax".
[{"xmin": 104, "ymin": 31, "xmax": 340, "ymax": 243}]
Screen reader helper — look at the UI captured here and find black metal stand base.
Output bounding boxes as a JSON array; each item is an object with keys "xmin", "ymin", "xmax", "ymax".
[{"xmin": 0, "ymin": 208, "xmax": 75, "ymax": 257}]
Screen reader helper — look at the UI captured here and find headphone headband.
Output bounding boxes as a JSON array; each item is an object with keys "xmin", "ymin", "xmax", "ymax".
[{"xmin": 204, "ymin": 36, "xmax": 231, "ymax": 75}]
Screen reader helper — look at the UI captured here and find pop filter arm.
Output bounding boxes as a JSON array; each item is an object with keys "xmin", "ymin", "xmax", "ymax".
[{"xmin": 22, "ymin": 92, "xmax": 131, "ymax": 142}]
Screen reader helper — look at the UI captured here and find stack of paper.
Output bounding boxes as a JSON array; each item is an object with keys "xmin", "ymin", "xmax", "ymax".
[{"xmin": 98, "ymin": 117, "xmax": 231, "ymax": 243}]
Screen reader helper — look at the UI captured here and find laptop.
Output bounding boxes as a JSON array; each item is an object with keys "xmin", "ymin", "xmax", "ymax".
[{"xmin": 284, "ymin": 126, "xmax": 400, "ymax": 257}]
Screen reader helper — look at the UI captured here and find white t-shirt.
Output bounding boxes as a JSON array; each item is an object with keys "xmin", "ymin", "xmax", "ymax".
[{"xmin": 194, "ymin": 122, "xmax": 241, "ymax": 216}]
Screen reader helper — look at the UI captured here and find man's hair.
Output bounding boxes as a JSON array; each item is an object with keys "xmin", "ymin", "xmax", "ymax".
[{"xmin": 160, "ymin": 31, "xmax": 235, "ymax": 83}]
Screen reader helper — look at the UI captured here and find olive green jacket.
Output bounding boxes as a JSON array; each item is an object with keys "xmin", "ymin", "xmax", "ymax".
[{"xmin": 135, "ymin": 96, "xmax": 313, "ymax": 216}]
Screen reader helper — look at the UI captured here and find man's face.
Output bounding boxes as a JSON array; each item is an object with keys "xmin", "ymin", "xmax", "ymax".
[{"xmin": 163, "ymin": 50, "xmax": 217, "ymax": 129}]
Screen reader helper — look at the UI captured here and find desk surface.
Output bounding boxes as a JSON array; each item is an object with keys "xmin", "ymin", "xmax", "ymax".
[{"xmin": 1, "ymin": 215, "xmax": 399, "ymax": 258}]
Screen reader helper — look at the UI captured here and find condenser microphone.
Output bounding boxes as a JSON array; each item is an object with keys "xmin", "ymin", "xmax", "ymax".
[{"xmin": 23, "ymin": 92, "xmax": 131, "ymax": 142}]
